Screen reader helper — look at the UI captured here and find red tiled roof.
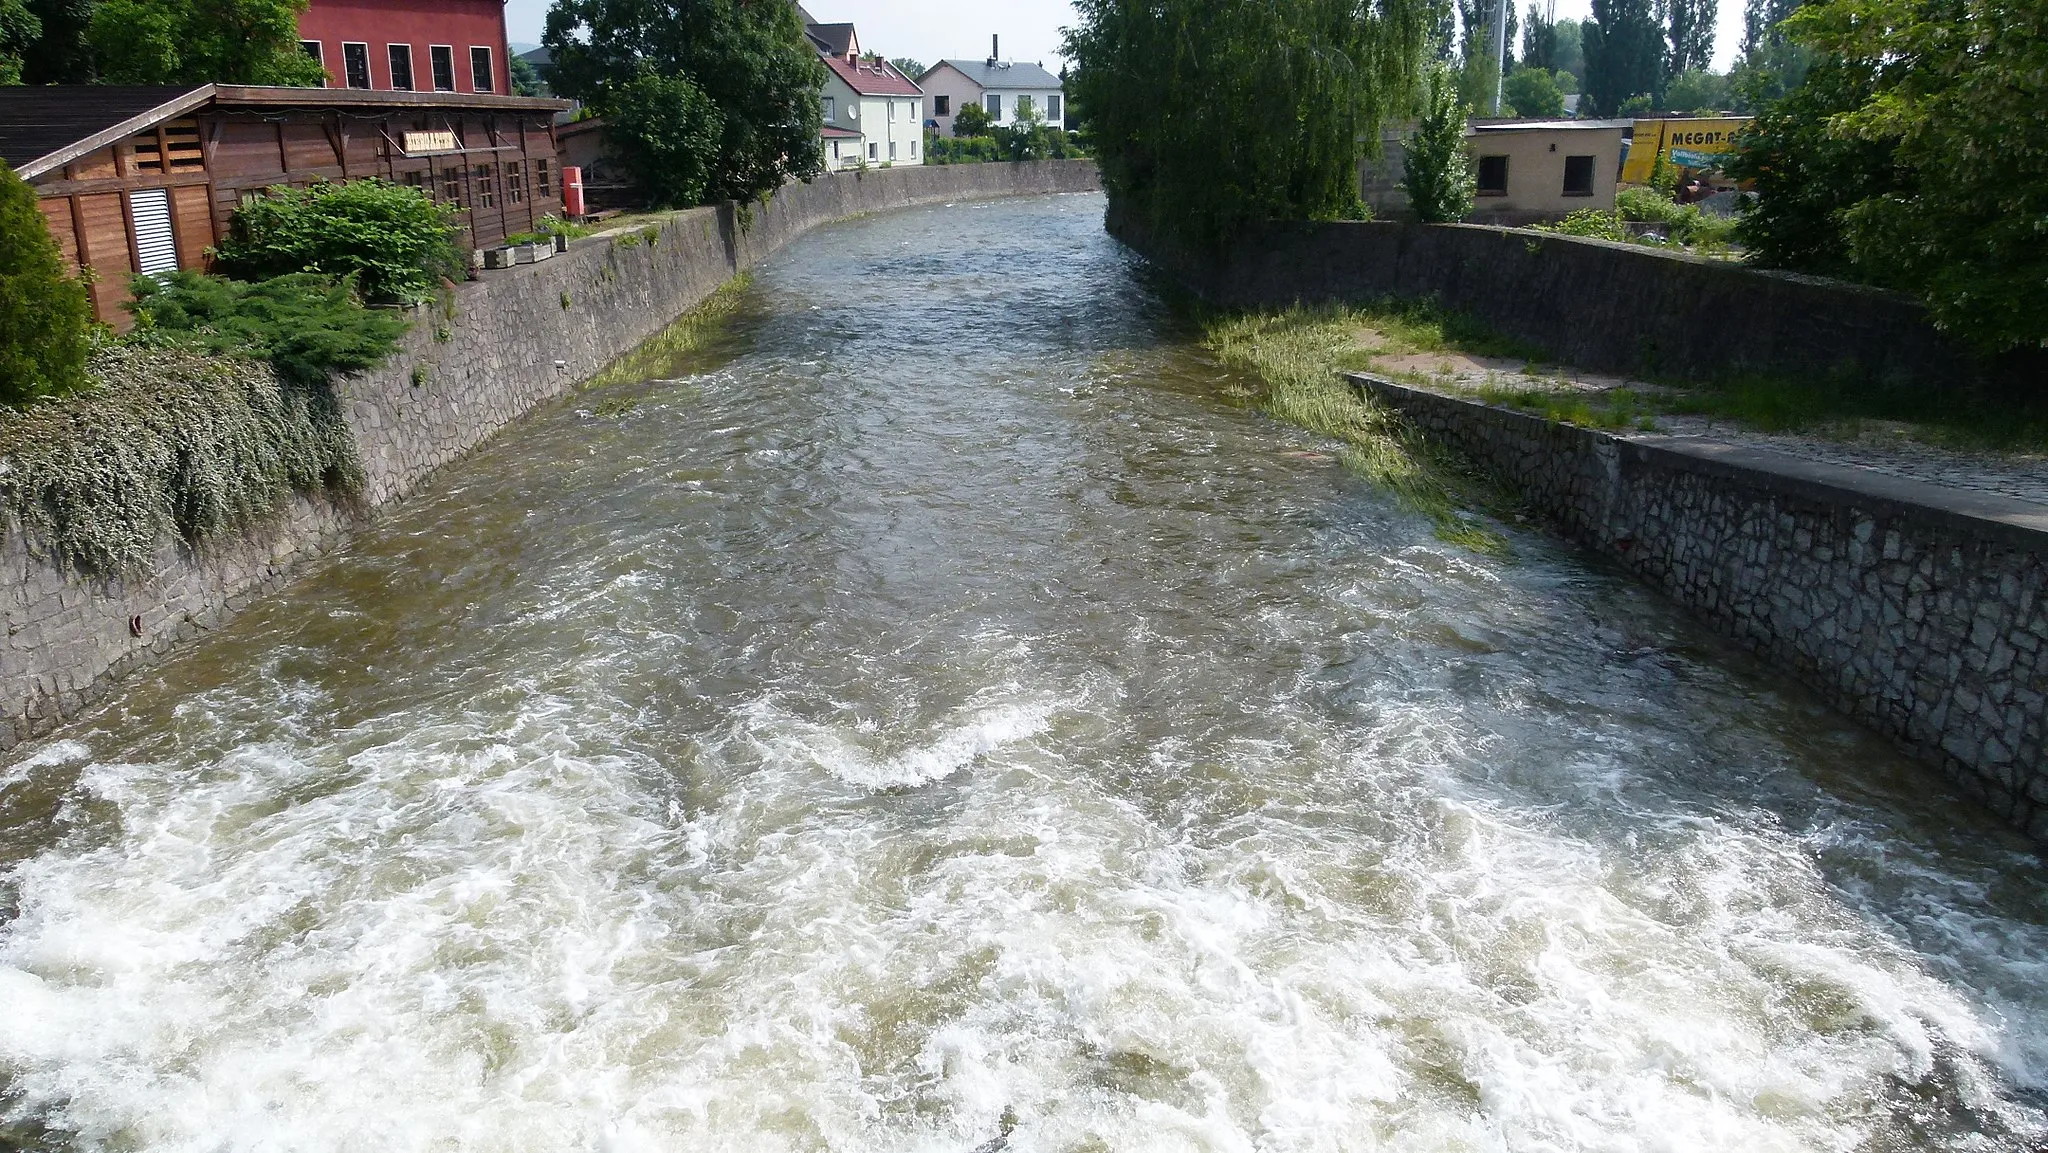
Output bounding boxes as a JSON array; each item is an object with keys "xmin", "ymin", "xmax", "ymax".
[
  {"xmin": 821, "ymin": 54, "xmax": 922, "ymax": 97},
  {"xmin": 821, "ymin": 125, "xmax": 861, "ymax": 139}
]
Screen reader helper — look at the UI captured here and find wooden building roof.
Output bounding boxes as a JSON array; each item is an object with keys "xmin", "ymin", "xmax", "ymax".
[{"xmin": 3, "ymin": 85, "xmax": 570, "ymax": 180}]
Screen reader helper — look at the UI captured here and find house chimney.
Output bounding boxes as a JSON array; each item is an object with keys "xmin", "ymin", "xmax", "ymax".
[{"xmin": 990, "ymin": 34, "xmax": 998, "ymax": 64}]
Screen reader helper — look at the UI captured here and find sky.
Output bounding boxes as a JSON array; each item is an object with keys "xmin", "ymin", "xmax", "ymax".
[{"xmin": 504, "ymin": 0, "xmax": 1745, "ymax": 77}]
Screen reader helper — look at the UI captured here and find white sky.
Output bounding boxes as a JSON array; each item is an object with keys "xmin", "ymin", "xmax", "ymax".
[{"xmin": 505, "ymin": 0, "xmax": 1742, "ymax": 78}]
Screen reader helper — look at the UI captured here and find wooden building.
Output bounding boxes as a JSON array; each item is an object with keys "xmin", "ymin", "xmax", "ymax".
[{"xmin": 2, "ymin": 84, "xmax": 570, "ymax": 324}]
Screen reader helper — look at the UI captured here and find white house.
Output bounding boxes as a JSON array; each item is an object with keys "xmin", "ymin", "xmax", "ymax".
[
  {"xmin": 801, "ymin": 7, "xmax": 924, "ymax": 169},
  {"xmin": 917, "ymin": 40, "xmax": 1064, "ymax": 138}
]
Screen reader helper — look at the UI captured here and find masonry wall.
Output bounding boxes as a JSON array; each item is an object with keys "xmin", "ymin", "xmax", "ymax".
[
  {"xmin": 1, "ymin": 160, "xmax": 1102, "ymax": 749},
  {"xmin": 1109, "ymin": 207, "xmax": 2044, "ymax": 391},
  {"xmin": 1353, "ymin": 374, "xmax": 2048, "ymax": 841}
]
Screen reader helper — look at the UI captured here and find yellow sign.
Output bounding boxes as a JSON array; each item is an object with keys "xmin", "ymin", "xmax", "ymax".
[
  {"xmin": 1620, "ymin": 117, "xmax": 1750, "ymax": 183},
  {"xmin": 401, "ymin": 130, "xmax": 458, "ymax": 155}
]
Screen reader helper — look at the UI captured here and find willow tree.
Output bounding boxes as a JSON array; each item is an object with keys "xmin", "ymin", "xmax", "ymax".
[{"xmin": 1065, "ymin": 0, "xmax": 1431, "ymax": 249}]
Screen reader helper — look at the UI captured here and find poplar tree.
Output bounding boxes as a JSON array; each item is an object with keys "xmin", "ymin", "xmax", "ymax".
[
  {"xmin": 1661, "ymin": 0, "xmax": 1717, "ymax": 78},
  {"xmin": 1582, "ymin": 0, "xmax": 1663, "ymax": 113},
  {"xmin": 1404, "ymin": 64, "xmax": 1477, "ymax": 221}
]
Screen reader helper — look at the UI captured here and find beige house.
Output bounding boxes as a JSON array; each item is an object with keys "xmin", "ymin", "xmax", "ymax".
[{"xmin": 1362, "ymin": 119, "xmax": 1630, "ymax": 225}]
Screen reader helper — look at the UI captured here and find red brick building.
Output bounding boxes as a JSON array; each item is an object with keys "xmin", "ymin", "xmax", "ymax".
[{"xmin": 297, "ymin": 0, "xmax": 513, "ymax": 97}]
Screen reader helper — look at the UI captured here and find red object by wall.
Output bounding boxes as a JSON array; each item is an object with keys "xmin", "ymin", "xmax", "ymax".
[
  {"xmin": 298, "ymin": 0, "xmax": 512, "ymax": 96},
  {"xmin": 561, "ymin": 167, "xmax": 585, "ymax": 217}
]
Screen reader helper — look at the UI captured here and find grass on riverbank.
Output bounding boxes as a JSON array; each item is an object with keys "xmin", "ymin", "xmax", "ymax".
[
  {"xmin": 584, "ymin": 274, "xmax": 755, "ymax": 395},
  {"xmin": 1202, "ymin": 304, "xmax": 1520, "ymax": 555}
]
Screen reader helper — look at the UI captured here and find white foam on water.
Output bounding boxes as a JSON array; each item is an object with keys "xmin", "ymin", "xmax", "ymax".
[
  {"xmin": 735, "ymin": 698, "xmax": 1055, "ymax": 791},
  {"xmin": 0, "ymin": 739, "xmax": 92, "ymax": 789}
]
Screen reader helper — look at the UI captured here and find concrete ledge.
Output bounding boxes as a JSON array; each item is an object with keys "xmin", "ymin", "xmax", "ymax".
[{"xmin": 1350, "ymin": 372, "xmax": 2048, "ymax": 842}]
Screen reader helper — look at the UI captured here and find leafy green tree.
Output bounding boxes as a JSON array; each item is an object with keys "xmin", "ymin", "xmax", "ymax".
[
  {"xmin": 212, "ymin": 180, "xmax": 464, "ymax": 307},
  {"xmin": 1520, "ymin": 3, "xmax": 1556, "ymax": 70},
  {"xmin": 1663, "ymin": 67, "xmax": 1730, "ymax": 111},
  {"xmin": 19, "ymin": 0, "xmax": 90, "ymax": 83},
  {"xmin": 0, "ymin": 0, "xmax": 38, "ymax": 83},
  {"xmin": 1551, "ymin": 16, "xmax": 1586, "ymax": 80},
  {"xmin": 544, "ymin": 0, "xmax": 825, "ymax": 207},
  {"xmin": 1582, "ymin": 0, "xmax": 1663, "ymax": 114},
  {"xmin": 1066, "ymin": 0, "xmax": 1428, "ymax": 248},
  {"xmin": 1404, "ymin": 64, "xmax": 1477, "ymax": 222},
  {"xmin": 87, "ymin": 0, "xmax": 327, "ymax": 85},
  {"xmin": 890, "ymin": 56, "xmax": 923, "ymax": 78},
  {"xmin": 510, "ymin": 52, "xmax": 548, "ymax": 96},
  {"xmin": 1729, "ymin": 0, "xmax": 1809, "ymax": 107},
  {"xmin": 1784, "ymin": 0, "xmax": 2046, "ymax": 349},
  {"xmin": 951, "ymin": 101, "xmax": 994, "ymax": 137},
  {"xmin": 1661, "ymin": 0, "xmax": 1717, "ymax": 79},
  {"xmin": 1503, "ymin": 64, "xmax": 1565, "ymax": 116},
  {"xmin": 0, "ymin": 161, "xmax": 91, "ymax": 407}
]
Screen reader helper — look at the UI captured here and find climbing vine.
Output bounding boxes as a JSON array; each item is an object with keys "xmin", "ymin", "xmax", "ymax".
[{"xmin": 0, "ymin": 343, "xmax": 364, "ymax": 576}]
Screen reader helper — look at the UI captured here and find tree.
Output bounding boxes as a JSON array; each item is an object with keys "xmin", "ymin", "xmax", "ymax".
[
  {"xmin": 1779, "ymin": 0, "xmax": 2047, "ymax": 349},
  {"xmin": 19, "ymin": 0, "xmax": 90, "ymax": 84},
  {"xmin": 510, "ymin": 52, "xmax": 548, "ymax": 96},
  {"xmin": 889, "ymin": 56, "xmax": 923, "ymax": 79},
  {"xmin": 87, "ymin": 0, "xmax": 327, "ymax": 85},
  {"xmin": 544, "ymin": 0, "xmax": 827, "ymax": 207},
  {"xmin": 1503, "ymin": 64, "xmax": 1565, "ymax": 116},
  {"xmin": 1660, "ymin": 0, "xmax": 1716, "ymax": 80},
  {"xmin": 0, "ymin": 0, "xmax": 37, "ymax": 83},
  {"xmin": 0, "ymin": 162, "xmax": 92, "ymax": 407},
  {"xmin": 1404, "ymin": 63, "xmax": 1476, "ymax": 222},
  {"xmin": 1066, "ymin": 0, "xmax": 1429, "ymax": 248},
  {"xmin": 1662, "ymin": 67, "xmax": 1728, "ymax": 111},
  {"xmin": 211, "ymin": 180, "xmax": 464, "ymax": 306},
  {"xmin": 1456, "ymin": 0, "xmax": 1519, "ymax": 106},
  {"xmin": 951, "ymin": 101, "xmax": 993, "ymax": 137},
  {"xmin": 1582, "ymin": 0, "xmax": 1663, "ymax": 114},
  {"xmin": 1729, "ymin": 0, "xmax": 1809, "ymax": 106},
  {"xmin": 1520, "ymin": 3, "xmax": 1557, "ymax": 70},
  {"xmin": 1551, "ymin": 16, "xmax": 1586, "ymax": 80},
  {"xmin": 1725, "ymin": 59, "xmax": 1898, "ymax": 279}
]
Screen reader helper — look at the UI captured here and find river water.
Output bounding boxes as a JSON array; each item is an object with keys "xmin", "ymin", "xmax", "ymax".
[{"xmin": 3, "ymin": 194, "xmax": 2046, "ymax": 1152}]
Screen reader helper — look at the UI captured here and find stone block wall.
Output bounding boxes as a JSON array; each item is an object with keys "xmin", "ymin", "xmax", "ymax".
[
  {"xmin": 1, "ymin": 161, "xmax": 1101, "ymax": 749},
  {"xmin": 1109, "ymin": 207, "xmax": 2044, "ymax": 391},
  {"xmin": 1354, "ymin": 374, "xmax": 2048, "ymax": 840}
]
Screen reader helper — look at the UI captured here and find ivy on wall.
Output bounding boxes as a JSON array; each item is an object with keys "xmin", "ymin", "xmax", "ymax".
[{"xmin": 0, "ymin": 343, "xmax": 364, "ymax": 577}]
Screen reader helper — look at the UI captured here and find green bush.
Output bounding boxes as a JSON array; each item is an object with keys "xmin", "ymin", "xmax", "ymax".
[
  {"xmin": 0, "ymin": 342, "xmax": 363, "ymax": 576},
  {"xmin": 128, "ymin": 271, "xmax": 408, "ymax": 386},
  {"xmin": 212, "ymin": 179, "xmax": 464, "ymax": 306},
  {"xmin": 1503, "ymin": 66, "xmax": 1566, "ymax": 118},
  {"xmin": 1535, "ymin": 208, "xmax": 1631, "ymax": 241},
  {"xmin": 926, "ymin": 133, "xmax": 1002, "ymax": 164},
  {"xmin": 0, "ymin": 161, "xmax": 94, "ymax": 407},
  {"xmin": 951, "ymin": 103, "xmax": 994, "ymax": 137},
  {"xmin": 1616, "ymin": 186, "xmax": 1738, "ymax": 248},
  {"xmin": 1404, "ymin": 64, "xmax": 1476, "ymax": 224}
]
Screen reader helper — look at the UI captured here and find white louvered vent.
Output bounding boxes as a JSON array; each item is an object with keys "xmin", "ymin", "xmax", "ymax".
[{"xmin": 130, "ymin": 189, "xmax": 179, "ymax": 276}]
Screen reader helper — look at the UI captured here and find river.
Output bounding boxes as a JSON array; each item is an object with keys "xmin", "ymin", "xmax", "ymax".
[{"xmin": 2, "ymin": 193, "xmax": 2045, "ymax": 1152}]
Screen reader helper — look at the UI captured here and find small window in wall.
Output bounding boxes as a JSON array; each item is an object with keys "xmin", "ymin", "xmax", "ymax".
[
  {"xmin": 301, "ymin": 40, "xmax": 326, "ymax": 86},
  {"xmin": 130, "ymin": 188, "xmax": 179, "ymax": 276},
  {"xmin": 476, "ymin": 164, "xmax": 497, "ymax": 209},
  {"xmin": 1476, "ymin": 154, "xmax": 1509, "ymax": 195},
  {"xmin": 889, "ymin": 141, "xmax": 897, "ymax": 160},
  {"xmin": 986, "ymin": 93, "xmax": 1001, "ymax": 119},
  {"xmin": 910, "ymin": 138, "xmax": 917, "ymax": 158},
  {"xmin": 868, "ymin": 142, "xmax": 878, "ymax": 161},
  {"xmin": 507, "ymin": 163, "xmax": 525, "ymax": 204},
  {"xmin": 431, "ymin": 45, "xmax": 456, "ymax": 91},
  {"xmin": 342, "ymin": 42, "xmax": 372, "ymax": 89},
  {"xmin": 934, "ymin": 94, "xmax": 949, "ymax": 115},
  {"xmin": 536, "ymin": 159, "xmax": 552, "ymax": 197},
  {"xmin": 441, "ymin": 169, "xmax": 463, "ymax": 206},
  {"xmin": 388, "ymin": 44, "xmax": 415, "ymax": 90},
  {"xmin": 1049, "ymin": 94, "xmax": 1063, "ymax": 121},
  {"xmin": 471, "ymin": 46, "xmax": 494, "ymax": 92},
  {"xmin": 1562, "ymin": 154, "xmax": 1596, "ymax": 196},
  {"xmin": 822, "ymin": 96, "xmax": 835, "ymax": 120}
]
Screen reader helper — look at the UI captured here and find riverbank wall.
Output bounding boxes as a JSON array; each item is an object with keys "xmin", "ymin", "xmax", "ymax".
[
  {"xmin": 1, "ymin": 161, "xmax": 1102, "ymax": 750},
  {"xmin": 1352, "ymin": 373, "xmax": 2048, "ymax": 842},
  {"xmin": 1106, "ymin": 205, "xmax": 2043, "ymax": 391}
]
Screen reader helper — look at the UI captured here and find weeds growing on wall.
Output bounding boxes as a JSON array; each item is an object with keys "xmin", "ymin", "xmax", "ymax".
[
  {"xmin": 0, "ymin": 343, "xmax": 364, "ymax": 576},
  {"xmin": 1202, "ymin": 304, "xmax": 1518, "ymax": 555},
  {"xmin": 584, "ymin": 273, "xmax": 754, "ymax": 389},
  {"xmin": 128, "ymin": 272, "xmax": 408, "ymax": 386}
]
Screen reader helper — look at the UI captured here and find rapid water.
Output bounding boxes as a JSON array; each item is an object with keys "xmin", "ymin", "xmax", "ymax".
[{"xmin": 3, "ymin": 194, "xmax": 2045, "ymax": 1152}]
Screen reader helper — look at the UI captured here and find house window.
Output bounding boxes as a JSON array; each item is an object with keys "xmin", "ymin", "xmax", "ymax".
[
  {"xmin": 1048, "ymin": 94, "xmax": 1063, "ymax": 121},
  {"xmin": 888, "ymin": 100, "xmax": 898, "ymax": 122},
  {"xmin": 822, "ymin": 96, "xmax": 835, "ymax": 121},
  {"xmin": 985, "ymin": 93, "xmax": 1001, "ymax": 119},
  {"xmin": 889, "ymin": 141, "xmax": 897, "ymax": 160},
  {"xmin": 1017, "ymin": 94, "xmax": 1034, "ymax": 119},
  {"xmin": 300, "ymin": 41, "xmax": 326, "ymax": 85},
  {"xmin": 342, "ymin": 42, "xmax": 372, "ymax": 89},
  {"xmin": 910, "ymin": 138, "xmax": 917, "ymax": 158},
  {"xmin": 868, "ymin": 142, "xmax": 878, "ymax": 161},
  {"xmin": 507, "ymin": 163, "xmax": 525, "ymax": 204},
  {"xmin": 1476, "ymin": 154, "xmax": 1509, "ymax": 195},
  {"xmin": 1562, "ymin": 154, "xmax": 1596, "ymax": 196},
  {"xmin": 934, "ymin": 94, "xmax": 949, "ymax": 115},
  {"xmin": 441, "ymin": 169, "xmax": 462, "ymax": 206},
  {"xmin": 388, "ymin": 44, "xmax": 415, "ymax": 90},
  {"xmin": 430, "ymin": 45, "xmax": 456, "ymax": 91},
  {"xmin": 536, "ymin": 158, "xmax": 552, "ymax": 197},
  {"xmin": 476, "ymin": 164, "xmax": 496, "ymax": 208},
  {"xmin": 832, "ymin": 141, "xmax": 840, "ymax": 160},
  {"xmin": 470, "ymin": 46, "xmax": 494, "ymax": 92}
]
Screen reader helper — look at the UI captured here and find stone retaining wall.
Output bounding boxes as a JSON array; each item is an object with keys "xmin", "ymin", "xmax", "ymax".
[
  {"xmin": 1108, "ymin": 206, "xmax": 2044, "ymax": 391},
  {"xmin": 1353, "ymin": 373, "xmax": 2048, "ymax": 840},
  {"xmin": 2, "ymin": 161, "xmax": 1101, "ymax": 749}
]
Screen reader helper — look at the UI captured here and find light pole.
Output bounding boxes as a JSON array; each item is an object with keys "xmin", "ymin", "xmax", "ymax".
[{"xmin": 1490, "ymin": 0, "xmax": 1509, "ymax": 114}]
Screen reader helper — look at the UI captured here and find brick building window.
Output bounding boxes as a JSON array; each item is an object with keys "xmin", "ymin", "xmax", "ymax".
[
  {"xmin": 471, "ymin": 46, "xmax": 494, "ymax": 92},
  {"xmin": 431, "ymin": 46, "xmax": 456, "ymax": 91},
  {"xmin": 388, "ymin": 45, "xmax": 415, "ymax": 91}
]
